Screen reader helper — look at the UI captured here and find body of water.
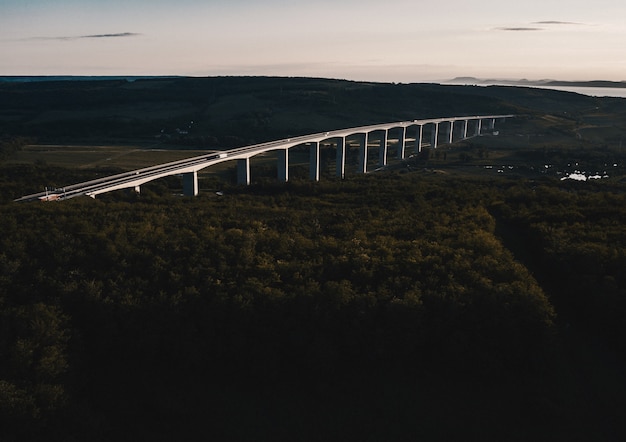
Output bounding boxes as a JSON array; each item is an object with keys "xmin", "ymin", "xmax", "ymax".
[
  {"xmin": 528, "ymin": 85, "xmax": 626, "ymax": 98},
  {"xmin": 442, "ymin": 82, "xmax": 626, "ymax": 99}
]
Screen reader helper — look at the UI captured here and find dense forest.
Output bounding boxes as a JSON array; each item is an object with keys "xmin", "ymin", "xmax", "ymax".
[
  {"xmin": 2, "ymin": 78, "xmax": 626, "ymax": 440},
  {"xmin": 1, "ymin": 171, "xmax": 626, "ymax": 441}
]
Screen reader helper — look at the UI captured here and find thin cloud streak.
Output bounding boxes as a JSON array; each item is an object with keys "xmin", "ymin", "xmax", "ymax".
[
  {"xmin": 81, "ymin": 33, "xmax": 141, "ymax": 39},
  {"xmin": 25, "ymin": 32, "xmax": 141, "ymax": 41},
  {"xmin": 495, "ymin": 21, "xmax": 587, "ymax": 32},
  {"xmin": 533, "ymin": 21, "xmax": 584, "ymax": 25},
  {"xmin": 495, "ymin": 27, "xmax": 543, "ymax": 31}
]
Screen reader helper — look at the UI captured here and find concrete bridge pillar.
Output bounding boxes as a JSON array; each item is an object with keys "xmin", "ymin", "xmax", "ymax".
[
  {"xmin": 309, "ymin": 142, "xmax": 320, "ymax": 181},
  {"xmin": 237, "ymin": 158, "xmax": 250, "ymax": 185},
  {"xmin": 358, "ymin": 133, "xmax": 369, "ymax": 173},
  {"xmin": 183, "ymin": 171, "xmax": 198, "ymax": 196},
  {"xmin": 446, "ymin": 121, "xmax": 454, "ymax": 144},
  {"xmin": 462, "ymin": 119, "xmax": 469, "ymax": 139},
  {"xmin": 475, "ymin": 119, "xmax": 482, "ymax": 136},
  {"xmin": 336, "ymin": 137, "xmax": 346, "ymax": 179},
  {"xmin": 397, "ymin": 127, "xmax": 406, "ymax": 160},
  {"xmin": 414, "ymin": 124, "xmax": 423, "ymax": 153},
  {"xmin": 431, "ymin": 122, "xmax": 439, "ymax": 148},
  {"xmin": 488, "ymin": 118, "xmax": 496, "ymax": 130},
  {"xmin": 278, "ymin": 149, "xmax": 289, "ymax": 182},
  {"xmin": 379, "ymin": 131, "xmax": 388, "ymax": 167},
  {"xmin": 134, "ymin": 185, "xmax": 141, "ymax": 194}
]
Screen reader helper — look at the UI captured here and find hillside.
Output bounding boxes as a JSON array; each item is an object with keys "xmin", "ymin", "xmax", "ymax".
[{"xmin": 1, "ymin": 76, "xmax": 616, "ymax": 146}]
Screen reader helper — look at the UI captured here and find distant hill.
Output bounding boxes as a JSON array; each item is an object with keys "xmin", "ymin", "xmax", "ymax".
[
  {"xmin": 0, "ymin": 75, "xmax": 182, "ymax": 83},
  {"xmin": 447, "ymin": 76, "xmax": 626, "ymax": 88},
  {"xmin": 0, "ymin": 76, "xmax": 614, "ymax": 145}
]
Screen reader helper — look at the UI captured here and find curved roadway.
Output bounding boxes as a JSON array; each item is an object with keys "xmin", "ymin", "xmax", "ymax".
[{"xmin": 14, "ymin": 114, "xmax": 513, "ymax": 202}]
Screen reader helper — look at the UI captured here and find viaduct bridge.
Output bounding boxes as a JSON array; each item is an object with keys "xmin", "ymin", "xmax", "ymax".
[{"xmin": 15, "ymin": 114, "xmax": 513, "ymax": 202}]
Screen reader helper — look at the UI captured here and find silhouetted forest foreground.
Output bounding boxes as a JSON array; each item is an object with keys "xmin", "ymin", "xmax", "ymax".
[{"xmin": 1, "ymin": 77, "xmax": 626, "ymax": 441}]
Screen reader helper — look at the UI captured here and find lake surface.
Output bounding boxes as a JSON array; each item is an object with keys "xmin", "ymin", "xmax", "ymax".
[
  {"xmin": 442, "ymin": 82, "xmax": 626, "ymax": 99},
  {"xmin": 527, "ymin": 85, "xmax": 626, "ymax": 98}
]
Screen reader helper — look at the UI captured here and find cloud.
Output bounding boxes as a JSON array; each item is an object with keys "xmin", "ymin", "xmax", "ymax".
[
  {"xmin": 79, "ymin": 32, "xmax": 141, "ymax": 39},
  {"xmin": 27, "ymin": 32, "xmax": 141, "ymax": 41},
  {"xmin": 533, "ymin": 21, "xmax": 583, "ymax": 25},
  {"xmin": 495, "ymin": 27, "xmax": 543, "ymax": 32},
  {"xmin": 494, "ymin": 21, "xmax": 587, "ymax": 32}
]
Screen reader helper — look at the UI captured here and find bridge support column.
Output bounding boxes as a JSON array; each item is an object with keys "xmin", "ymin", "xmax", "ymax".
[
  {"xmin": 397, "ymin": 127, "xmax": 406, "ymax": 160},
  {"xmin": 414, "ymin": 125, "xmax": 423, "ymax": 153},
  {"xmin": 462, "ymin": 120, "xmax": 469, "ymax": 139},
  {"xmin": 237, "ymin": 158, "xmax": 250, "ymax": 185},
  {"xmin": 336, "ymin": 137, "xmax": 346, "ymax": 179},
  {"xmin": 488, "ymin": 118, "xmax": 496, "ymax": 130},
  {"xmin": 475, "ymin": 119, "xmax": 482, "ymax": 136},
  {"xmin": 431, "ymin": 122, "xmax": 439, "ymax": 148},
  {"xmin": 183, "ymin": 171, "xmax": 198, "ymax": 196},
  {"xmin": 309, "ymin": 142, "xmax": 320, "ymax": 181},
  {"xmin": 278, "ymin": 149, "xmax": 289, "ymax": 182},
  {"xmin": 358, "ymin": 133, "xmax": 369, "ymax": 173},
  {"xmin": 446, "ymin": 121, "xmax": 454, "ymax": 144},
  {"xmin": 379, "ymin": 131, "xmax": 388, "ymax": 167},
  {"xmin": 134, "ymin": 185, "xmax": 141, "ymax": 194}
]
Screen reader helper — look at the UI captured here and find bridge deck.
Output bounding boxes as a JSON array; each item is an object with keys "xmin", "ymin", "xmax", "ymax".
[{"xmin": 15, "ymin": 114, "xmax": 514, "ymax": 202}]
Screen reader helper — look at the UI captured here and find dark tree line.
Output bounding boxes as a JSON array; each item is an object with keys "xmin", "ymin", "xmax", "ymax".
[{"xmin": 1, "ymin": 168, "xmax": 625, "ymax": 440}]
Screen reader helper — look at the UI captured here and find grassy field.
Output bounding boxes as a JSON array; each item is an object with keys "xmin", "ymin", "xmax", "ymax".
[{"xmin": 9, "ymin": 144, "xmax": 214, "ymax": 169}]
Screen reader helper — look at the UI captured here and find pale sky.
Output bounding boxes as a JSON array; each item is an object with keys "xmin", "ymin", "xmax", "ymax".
[{"xmin": 1, "ymin": 0, "xmax": 625, "ymax": 82}]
